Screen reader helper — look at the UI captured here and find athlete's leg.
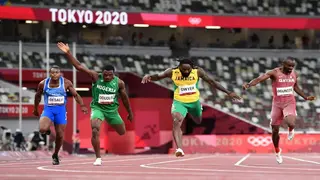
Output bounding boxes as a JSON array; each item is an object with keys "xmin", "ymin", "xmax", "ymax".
[
  {"xmin": 283, "ymin": 103, "xmax": 297, "ymax": 140},
  {"xmin": 90, "ymin": 108, "xmax": 104, "ymax": 165},
  {"xmin": 39, "ymin": 108, "xmax": 53, "ymax": 134},
  {"xmin": 39, "ymin": 117, "xmax": 52, "ymax": 133},
  {"xmin": 171, "ymin": 100, "xmax": 188, "ymax": 157},
  {"xmin": 188, "ymin": 101, "xmax": 203, "ymax": 124},
  {"xmin": 270, "ymin": 104, "xmax": 283, "ymax": 164},
  {"xmin": 107, "ymin": 112, "xmax": 126, "ymax": 136},
  {"xmin": 51, "ymin": 108, "xmax": 67, "ymax": 165}
]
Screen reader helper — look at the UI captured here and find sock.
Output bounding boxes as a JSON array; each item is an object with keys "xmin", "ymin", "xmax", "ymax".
[
  {"xmin": 289, "ymin": 127, "xmax": 294, "ymax": 132},
  {"xmin": 275, "ymin": 147, "xmax": 280, "ymax": 153}
]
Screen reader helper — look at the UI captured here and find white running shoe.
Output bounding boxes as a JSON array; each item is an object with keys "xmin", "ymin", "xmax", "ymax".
[
  {"xmin": 288, "ymin": 129, "xmax": 295, "ymax": 141},
  {"xmin": 276, "ymin": 148, "xmax": 283, "ymax": 164},
  {"xmin": 93, "ymin": 158, "xmax": 102, "ymax": 166},
  {"xmin": 175, "ymin": 148, "xmax": 185, "ymax": 157}
]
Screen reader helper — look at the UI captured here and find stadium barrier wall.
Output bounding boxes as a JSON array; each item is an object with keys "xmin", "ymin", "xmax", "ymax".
[{"xmin": 171, "ymin": 134, "xmax": 320, "ymax": 154}]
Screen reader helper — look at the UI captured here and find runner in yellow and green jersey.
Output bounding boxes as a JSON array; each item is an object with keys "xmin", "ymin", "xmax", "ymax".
[
  {"xmin": 57, "ymin": 42, "xmax": 133, "ymax": 166},
  {"xmin": 141, "ymin": 58, "xmax": 241, "ymax": 157}
]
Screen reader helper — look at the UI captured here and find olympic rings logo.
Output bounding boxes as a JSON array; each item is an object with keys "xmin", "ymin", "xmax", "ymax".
[
  {"xmin": 188, "ymin": 17, "xmax": 202, "ymax": 25},
  {"xmin": 247, "ymin": 136, "xmax": 273, "ymax": 147}
]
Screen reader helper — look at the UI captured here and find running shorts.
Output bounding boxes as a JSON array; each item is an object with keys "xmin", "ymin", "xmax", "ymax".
[
  {"xmin": 270, "ymin": 101, "xmax": 297, "ymax": 126},
  {"xmin": 41, "ymin": 105, "xmax": 67, "ymax": 125},
  {"xmin": 90, "ymin": 108, "xmax": 123, "ymax": 125},
  {"xmin": 171, "ymin": 100, "xmax": 202, "ymax": 118}
]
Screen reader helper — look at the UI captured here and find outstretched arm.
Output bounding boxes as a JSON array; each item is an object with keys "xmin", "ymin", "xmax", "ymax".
[
  {"xmin": 198, "ymin": 68, "xmax": 231, "ymax": 94},
  {"xmin": 141, "ymin": 68, "xmax": 172, "ymax": 83},
  {"xmin": 57, "ymin": 42, "xmax": 99, "ymax": 82},
  {"xmin": 244, "ymin": 70, "xmax": 274, "ymax": 89},
  {"xmin": 198, "ymin": 68, "xmax": 241, "ymax": 101},
  {"xmin": 118, "ymin": 80, "xmax": 133, "ymax": 121},
  {"xmin": 65, "ymin": 79, "xmax": 88, "ymax": 113},
  {"xmin": 293, "ymin": 73, "xmax": 316, "ymax": 101},
  {"xmin": 33, "ymin": 80, "xmax": 44, "ymax": 116}
]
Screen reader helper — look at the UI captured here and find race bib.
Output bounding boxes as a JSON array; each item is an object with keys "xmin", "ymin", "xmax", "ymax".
[
  {"xmin": 276, "ymin": 87, "xmax": 294, "ymax": 96},
  {"xmin": 179, "ymin": 84, "xmax": 196, "ymax": 95},
  {"xmin": 98, "ymin": 94, "xmax": 115, "ymax": 104},
  {"xmin": 48, "ymin": 96, "xmax": 65, "ymax": 105}
]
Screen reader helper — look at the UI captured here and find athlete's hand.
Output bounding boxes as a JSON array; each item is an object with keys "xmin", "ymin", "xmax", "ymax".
[
  {"xmin": 141, "ymin": 75, "xmax": 151, "ymax": 84},
  {"xmin": 80, "ymin": 105, "xmax": 88, "ymax": 114},
  {"xmin": 57, "ymin": 42, "xmax": 70, "ymax": 53},
  {"xmin": 32, "ymin": 109, "xmax": 39, "ymax": 116},
  {"xmin": 306, "ymin": 96, "xmax": 316, "ymax": 101},
  {"xmin": 242, "ymin": 83, "xmax": 250, "ymax": 90},
  {"xmin": 127, "ymin": 112, "xmax": 134, "ymax": 122},
  {"xmin": 227, "ymin": 92, "xmax": 242, "ymax": 101}
]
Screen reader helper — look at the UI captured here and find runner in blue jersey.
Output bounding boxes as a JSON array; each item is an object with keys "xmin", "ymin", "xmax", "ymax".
[{"xmin": 32, "ymin": 65, "xmax": 88, "ymax": 165}]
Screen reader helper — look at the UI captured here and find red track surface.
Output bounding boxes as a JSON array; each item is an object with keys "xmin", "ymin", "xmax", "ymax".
[{"xmin": 1, "ymin": 153, "xmax": 320, "ymax": 180}]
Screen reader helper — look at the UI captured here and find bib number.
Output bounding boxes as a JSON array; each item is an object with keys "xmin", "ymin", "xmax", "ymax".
[
  {"xmin": 179, "ymin": 85, "xmax": 196, "ymax": 96},
  {"xmin": 98, "ymin": 94, "xmax": 115, "ymax": 104},
  {"xmin": 48, "ymin": 96, "xmax": 65, "ymax": 105},
  {"xmin": 276, "ymin": 87, "xmax": 293, "ymax": 96}
]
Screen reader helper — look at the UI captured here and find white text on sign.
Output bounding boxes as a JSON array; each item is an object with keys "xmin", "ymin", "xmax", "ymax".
[{"xmin": 49, "ymin": 8, "xmax": 128, "ymax": 25}]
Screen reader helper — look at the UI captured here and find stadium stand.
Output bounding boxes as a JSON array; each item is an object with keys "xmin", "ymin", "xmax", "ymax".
[
  {"xmin": 0, "ymin": 80, "xmax": 34, "ymax": 104},
  {"xmin": 1, "ymin": 51, "xmax": 319, "ymax": 130},
  {"xmin": 8, "ymin": 0, "xmax": 320, "ymax": 15}
]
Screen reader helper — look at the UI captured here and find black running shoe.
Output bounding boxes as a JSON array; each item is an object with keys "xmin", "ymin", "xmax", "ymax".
[{"xmin": 52, "ymin": 154, "xmax": 60, "ymax": 165}]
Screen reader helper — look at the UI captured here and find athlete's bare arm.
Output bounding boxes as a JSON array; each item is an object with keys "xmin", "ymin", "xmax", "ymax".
[
  {"xmin": 64, "ymin": 79, "xmax": 88, "ymax": 113},
  {"xmin": 293, "ymin": 73, "xmax": 316, "ymax": 101},
  {"xmin": 198, "ymin": 68, "xmax": 241, "ymax": 100},
  {"xmin": 243, "ymin": 69, "xmax": 276, "ymax": 90},
  {"xmin": 141, "ymin": 68, "xmax": 172, "ymax": 84},
  {"xmin": 119, "ymin": 79, "xmax": 133, "ymax": 121},
  {"xmin": 57, "ymin": 42, "xmax": 99, "ymax": 82},
  {"xmin": 33, "ymin": 80, "xmax": 45, "ymax": 116}
]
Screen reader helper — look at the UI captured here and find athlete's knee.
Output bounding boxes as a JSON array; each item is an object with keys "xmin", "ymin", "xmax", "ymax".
[
  {"xmin": 39, "ymin": 128, "xmax": 48, "ymax": 134},
  {"xmin": 272, "ymin": 126, "xmax": 280, "ymax": 134},
  {"xmin": 56, "ymin": 131, "xmax": 64, "ymax": 140},
  {"xmin": 172, "ymin": 113, "xmax": 184, "ymax": 128},
  {"xmin": 91, "ymin": 127, "xmax": 100, "ymax": 138},
  {"xmin": 285, "ymin": 115, "xmax": 296, "ymax": 126},
  {"xmin": 173, "ymin": 119, "xmax": 183, "ymax": 129},
  {"xmin": 118, "ymin": 129, "xmax": 126, "ymax": 136}
]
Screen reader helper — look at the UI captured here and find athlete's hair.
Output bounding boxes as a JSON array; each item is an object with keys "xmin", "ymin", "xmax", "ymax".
[
  {"xmin": 50, "ymin": 65, "xmax": 61, "ymax": 72},
  {"xmin": 176, "ymin": 58, "xmax": 195, "ymax": 68},
  {"xmin": 103, "ymin": 64, "xmax": 115, "ymax": 72},
  {"xmin": 281, "ymin": 56, "xmax": 296, "ymax": 64}
]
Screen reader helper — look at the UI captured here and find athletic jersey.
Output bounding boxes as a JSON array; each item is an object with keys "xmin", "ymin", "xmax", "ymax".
[
  {"xmin": 271, "ymin": 68, "xmax": 297, "ymax": 103},
  {"xmin": 90, "ymin": 73, "xmax": 119, "ymax": 112},
  {"xmin": 43, "ymin": 77, "xmax": 67, "ymax": 107},
  {"xmin": 171, "ymin": 68, "xmax": 200, "ymax": 103}
]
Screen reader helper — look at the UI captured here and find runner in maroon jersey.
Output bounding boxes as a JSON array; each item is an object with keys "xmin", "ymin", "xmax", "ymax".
[{"xmin": 242, "ymin": 57, "xmax": 316, "ymax": 164}]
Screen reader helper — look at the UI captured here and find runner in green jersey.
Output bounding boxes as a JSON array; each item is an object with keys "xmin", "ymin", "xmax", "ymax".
[{"xmin": 57, "ymin": 42, "xmax": 133, "ymax": 166}]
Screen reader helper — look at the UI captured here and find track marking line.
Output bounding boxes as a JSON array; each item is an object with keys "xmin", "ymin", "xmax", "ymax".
[
  {"xmin": 139, "ymin": 155, "xmax": 320, "ymax": 175},
  {"xmin": 234, "ymin": 154, "xmax": 250, "ymax": 166},
  {"xmin": 283, "ymin": 156, "xmax": 320, "ymax": 165},
  {"xmin": 140, "ymin": 156, "xmax": 214, "ymax": 167},
  {"xmin": 0, "ymin": 154, "xmax": 165, "ymax": 166},
  {"xmin": 37, "ymin": 156, "xmax": 167, "ymax": 170},
  {"xmin": 236, "ymin": 164, "xmax": 320, "ymax": 171}
]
